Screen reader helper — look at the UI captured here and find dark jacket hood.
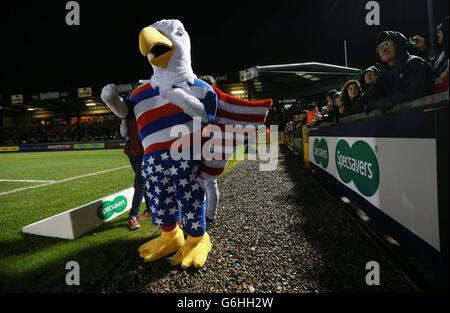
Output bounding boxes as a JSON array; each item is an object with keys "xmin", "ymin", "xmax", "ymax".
[{"xmin": 376, "ymin": 31, "xmax": 409, "ymax": 66}]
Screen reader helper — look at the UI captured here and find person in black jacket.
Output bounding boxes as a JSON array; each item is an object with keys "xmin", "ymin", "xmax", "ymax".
[
  {"xmin": 323, "ymin": 89, "xmax": 338, "ymax": 123},
  {"xmin": 360, "ymin": 66, "xmax": 379, "ymax": 94},
  {"xmin": 359, "ymin": 66, "xmax": 379, "ymax": 108},
  {"xmin": 411, "ymin": 16, "xmax": 449, "ymax": 93},
  {"xmin": 365, "ymin": 31, "xmax": 434, "ymax": 113}
]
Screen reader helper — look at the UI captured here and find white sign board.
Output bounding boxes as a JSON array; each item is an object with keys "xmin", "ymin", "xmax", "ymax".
[
  {"xmin": 78, "ymin": 87, "xmax": 92, "ymax": 98},
  {"xmin": 11, "ymin": 94, "xmax": 23, "ymax": 104},
  {"xmin": 309, "ymin": 136, "xmax": 440, "ymax": 252},
  {"xmin": 22, "ymin": 187, "xmax": 137, "ymax": 240}
]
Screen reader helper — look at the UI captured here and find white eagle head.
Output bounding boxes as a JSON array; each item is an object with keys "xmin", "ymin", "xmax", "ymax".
[{"xmin": 139, "ymin": 19, "xmax": 196, "ymax": 96}]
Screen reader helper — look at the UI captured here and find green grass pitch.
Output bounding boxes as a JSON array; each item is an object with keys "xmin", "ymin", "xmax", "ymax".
[{"xmin": 0, "ymin": 148, "xmax": 243, "ymax": 292}]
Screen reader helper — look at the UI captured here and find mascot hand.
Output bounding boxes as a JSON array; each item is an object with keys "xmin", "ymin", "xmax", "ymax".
[
  {"xmin": 100, "ymin": 84, "xmax": 128, "ymax": 118},
  {"xmin": 138, "ymin": 224, "xmax": 185, "ymax": 263},
  {"xmin": 101, "ymin": 84, "xmax": 120, "ymax": 103},
  {"xmin": 171, "ymin": 233, "xmax": 212, "ymax": 269},
  {"xmin": 165, "ymin": 88, "xmax": 208, "ymax": 123}
]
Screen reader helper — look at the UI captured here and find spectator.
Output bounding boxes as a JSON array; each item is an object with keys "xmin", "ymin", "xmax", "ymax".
[
  {"xmin": 323, "ymin": 89, "xmax": 339, "ymax": 123},
  {"xmin": 365, "ymin": 31, "xmax": 434, "ymax": 113},
  {"xmin": 360, "ymin": 66, "xmax": 379, "ymax": 93},
  {"xmin": 412, "ymin": 16, "xmax": 449, "ymax": 93},
  {"xmin": 341, "ymin": 80, "xmax": 364, "ymax": 115},
  {"xmin": 333, "ymin": 91, "xmax": 347, "ymax": 118},
  {"xmin": 306, "ymin": 105, "xmax": 318, "ymax": 125},
  {"xmin": 360, "ymin": 66, "xmax": 379, "ymax": 108},
  {"xmin": 197, "ymin": 75, "xmax": 220, "ymax": 224},
  {"xmin": 297, "ymin": 110, "xmax": 308, "ymax": 127},
  {"xmin": 120, "ymin": 117, "xmax": 151, "ymax": 230}
]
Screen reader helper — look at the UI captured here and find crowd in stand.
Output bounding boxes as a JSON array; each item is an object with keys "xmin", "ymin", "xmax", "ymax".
[
  {"xmin": 2, "ymin": 19, "xmax": 448, "ymax": 145},
  {"xmin": 2, "ymin": 117, "xmax": 121, "ymax": 145},
  {"xmin": 285, "ymin": 17, "xmax": 449, "ymax": 133}
]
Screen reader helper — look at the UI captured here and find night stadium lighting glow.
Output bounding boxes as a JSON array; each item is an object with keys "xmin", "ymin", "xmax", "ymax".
[
  {"xmin": 231, "ymin": 90, "xmax": 245, "ymax": 95},
  {"xmin": 85, "ymin": 102, "xmax": 96, "ymax": 107}
]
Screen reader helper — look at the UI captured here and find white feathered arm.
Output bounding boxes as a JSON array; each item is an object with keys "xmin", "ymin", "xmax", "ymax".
[{"xmin": 101, "ymin": 84, "xmax": 129, "ymax": 118}]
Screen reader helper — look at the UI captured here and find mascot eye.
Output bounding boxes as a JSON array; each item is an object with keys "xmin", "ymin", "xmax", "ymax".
[{"xmin": 176, "ymin": 29, "xmax": 183, "ymax": 37}]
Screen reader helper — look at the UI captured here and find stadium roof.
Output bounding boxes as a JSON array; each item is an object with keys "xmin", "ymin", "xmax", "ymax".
[{"xmin": 240, "ymin": 62, "xmax": 362, "ymax": 100}]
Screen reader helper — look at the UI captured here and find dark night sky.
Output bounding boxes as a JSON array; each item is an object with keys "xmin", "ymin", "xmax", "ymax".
[{"xmin": 1, "ymin": 0, "xmax": 448, "ymax": 94}]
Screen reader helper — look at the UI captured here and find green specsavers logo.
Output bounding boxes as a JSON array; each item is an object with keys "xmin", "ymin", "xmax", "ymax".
[
  {"xmin": 313, "ymin": 138, "xmax": 329, "ymax": 168},
  {"xmin": 335, "ymin": 140, "xmax": 380, "ymax": 197},
  {"xmin": 97, "ymin": 196, "xmax": 127, "ymax": 220}
]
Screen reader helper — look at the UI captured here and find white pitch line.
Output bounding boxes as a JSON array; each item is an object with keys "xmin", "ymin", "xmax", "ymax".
[
  {"xmin": 0, "ymin": 165, "xmax": 130, "ymax": 196},
  {"xmin": 0, "ymin": 179, "xmax": 56, "ymax": 183}
]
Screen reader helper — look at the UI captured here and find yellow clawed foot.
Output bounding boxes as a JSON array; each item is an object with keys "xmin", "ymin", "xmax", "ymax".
[
  {"xmin": 170, "ymin": 232, "xmax": 212, "ymax": 269},
  {"xmin": 138, "ymin": 225, "xmax": 185, "ymax": 263}
]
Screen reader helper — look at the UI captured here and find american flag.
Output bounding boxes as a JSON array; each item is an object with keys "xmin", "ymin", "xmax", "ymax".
[{"xmin": 199, "ymin": 86, "xmax": 273, "ymax": 180}]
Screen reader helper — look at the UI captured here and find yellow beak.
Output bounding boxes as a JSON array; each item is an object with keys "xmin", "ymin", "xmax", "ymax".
[{"xmin": 139, "ymin": 26, "xmax": 175, "ymax": 68}]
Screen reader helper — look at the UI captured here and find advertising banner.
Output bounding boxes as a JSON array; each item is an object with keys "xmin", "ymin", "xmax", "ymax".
[
  {"xmin": 309, "ymin": 135, "xmax": 440, "ymax": 252},
  {"xmin": 0, "ymin": 146, "xmax": 20, "ymax": 152},
  {"xmin": 107, "ymin": 142, "xmax": 126, "ymax": 149},
  {"xmin": 19, "ymin": 144, "xmax": 48, "ymax": 152},
  {"xmin": 73, "ymin": 142, "xmax": 105, "ymax": 150},
  {"xmin": 22, "ymin": 188, "xmax": 136, "ymax": 239},
  {"xmin": 47, "ymin": 144, "xmax": 73, "ymax": 150}
]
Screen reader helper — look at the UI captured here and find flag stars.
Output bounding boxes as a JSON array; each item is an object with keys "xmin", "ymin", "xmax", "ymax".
[
  {"xmin": 163, "ymin": 197, "xmax": 173, "ymax": 206},
  {"xmin": 169, "ymin": 166, "xmax": 178, "ymax": 175},
  {"xmin": 150, "ymin": 175, "xmax": 158, "ymax": 183},
  {"xmin": 169, "ymin": 207, "xmax": 177, "ymax": 215},
  {"xmin": 154, "ymin": 186, "xmax": 161, "ymax": 194},
  {"xmin": 161, "ymin": 176, "xmax": 170, "ymax": 186},
  {"xmin": 185, "ymin": 211, "xmax": 195, "ymax": 220},
  {"xmin": 157, "ymin": 209, "xmax": 166, "ymax": 216},
  {"xmin": 154, "ymin": 164, "xmax": 163, "ymax": 173},
  {"xmin": 179, "ymin": 179, "xmax": 188, "ymax": 187},
  {"xmin": 192, "ymin": 183, "xmax": 200, "ymax": 191},
  {"xmin": 154, "ymin": 218, "xmax": 163, "ymax": 226},
  {"xmin": 191, "ymin": 221, "xmax": 200, "ymax": 230},
  {"xmin": 183, "ymin": 191, "xmax": 192, "ymax": 201},
  {"xmin": 167, "ymin": 185, "xmax": 175, "ymax": 194},
  {"xmin": 161, "ymin": 152, "xmax": 169, "ymax": 160},
  {"xmin": 180, "ymin": 161, "xmax": 189, "ymax": 171}
]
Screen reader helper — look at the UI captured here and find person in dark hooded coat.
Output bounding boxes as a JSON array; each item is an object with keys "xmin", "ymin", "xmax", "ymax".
[
  {"xmin": 360, "ymin": 66, "xmax": 379, "ymax": 94},
  {"xmin": 412, "ymin": 16, "xmax": 449, "ymax": 93},
  {"xmin": 359, "ymin": 66, "xmax": 379, "ymax": 108},
  {"xmin": 365, "ymin": 31, "xmax": 434, "ymax": 113}
]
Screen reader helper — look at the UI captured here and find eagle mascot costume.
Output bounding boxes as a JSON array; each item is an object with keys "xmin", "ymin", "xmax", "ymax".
[{"xmin": 101, "ymin": 19, "xmax": 272, "ymax": 269}]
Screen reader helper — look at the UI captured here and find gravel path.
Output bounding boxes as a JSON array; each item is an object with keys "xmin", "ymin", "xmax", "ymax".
[{"xmin": 100, "ymin": 145, "xmax": 415, "ymax": 293}]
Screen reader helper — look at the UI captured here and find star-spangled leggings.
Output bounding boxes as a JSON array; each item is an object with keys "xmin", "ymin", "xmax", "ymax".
[{"xmin": 141, "ymin": 152, "xmax": 206, "ymax": 237}]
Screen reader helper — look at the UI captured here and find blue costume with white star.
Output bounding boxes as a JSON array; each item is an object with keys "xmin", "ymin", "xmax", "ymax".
[{"xmin": 143, "ymin": 153, "xmax": 206, "ymax": 236}]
